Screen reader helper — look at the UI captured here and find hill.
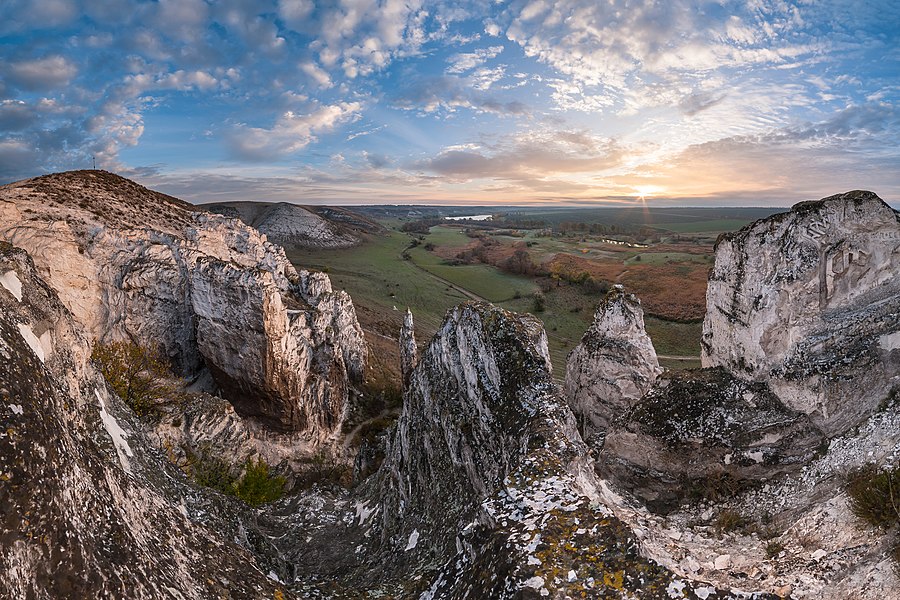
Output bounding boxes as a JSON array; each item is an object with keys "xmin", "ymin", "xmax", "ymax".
[{"xmin": 202, "ymin": 200, "xmax": 384, "ymax": 248}]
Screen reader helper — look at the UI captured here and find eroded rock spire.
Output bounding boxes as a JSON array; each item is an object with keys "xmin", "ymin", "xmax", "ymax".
[{"xmin": 565, "ymin": 285, "xmax": 662, "ymax": 441}]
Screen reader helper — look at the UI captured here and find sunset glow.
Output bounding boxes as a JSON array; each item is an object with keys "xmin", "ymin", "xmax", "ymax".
[{"xmin": 1, "ymin": 1, "xmax": 898, "ymax": 206}]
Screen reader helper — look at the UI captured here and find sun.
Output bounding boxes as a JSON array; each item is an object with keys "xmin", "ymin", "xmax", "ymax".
[{"xmin": 633, "ymin": 185, "xmax": 663, "ymax": 200}]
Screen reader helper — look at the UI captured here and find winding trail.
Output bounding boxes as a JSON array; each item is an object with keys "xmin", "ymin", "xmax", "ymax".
[{"xmin": 402, "ymin": 252, "xmax": 488, "ymax": 303}]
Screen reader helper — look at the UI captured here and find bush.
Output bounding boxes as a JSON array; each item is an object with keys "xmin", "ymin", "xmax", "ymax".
[
  {"xmin": 531, "ymin": 292, "xmax": 546, "ymax": 313},
  {"xmin": 714, "ymin": 509, "xmax": 750, "ymax": 533},
  {"xmin": 183, "ymin": 448, "xmax": 285, "ymax": 507},
  {"xmin": 233, "ymin": 458, "xmax": 287, "ymax": 507},
  {"xmin": 92, "ymin": 341, "xmax": 172, "ymax": 417},
  {"xmin": 847, "ymin": 464, "xmax": 900, "ymax": 528},
  {"xmin": 189, "ymin": 448, "xmax": 238, "ymax": 495}
]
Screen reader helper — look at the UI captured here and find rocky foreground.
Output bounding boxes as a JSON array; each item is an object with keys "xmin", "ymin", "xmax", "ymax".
[{"xmin": 0, "ymin": 174, "xmax": 898, "ymax": 599}]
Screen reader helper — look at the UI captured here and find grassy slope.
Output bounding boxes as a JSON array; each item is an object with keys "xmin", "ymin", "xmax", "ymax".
[
  {"xmin": 289, "ymin": 225, "xmax": 707, "ymax": 381},
  {"xmin": 287, "ymin": 231, "xmax": 468, "ymax": 337}
]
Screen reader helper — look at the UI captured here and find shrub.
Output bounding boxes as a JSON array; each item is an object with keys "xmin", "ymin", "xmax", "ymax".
[
  {"xmin": 183, "ymin": 447, "xmax": 285, "ymax": 507},
  {"xmin": 233, "ymin": 458, "xmax": 287, "ymax": 507},
  {"xmin": 847, "ymin": 464, "xmax": 900, "ymax": 528},
  {"xmin": 847, "ymin": 463, "xmax": 900, "ymax": 574},
  {"xmin": 92, "ymin": 341, "xmax": 172, "ymax": 417},
  {"xmin": 190, "ymin": 448, "xmax": 238, "ymax": 495},
  {"xmin": 714, "ymin": 509, "xmax": 750, "ymax": 533},
  {"xmin": 531, "ymin": 292, "xmax": 546, "ymax": 313}
]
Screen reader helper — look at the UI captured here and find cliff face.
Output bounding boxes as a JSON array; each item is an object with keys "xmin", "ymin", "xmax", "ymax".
[
  {"xmin": 565, "ymin": 285, "xmax": 662, "ymax": 441},
  {"xmin": 702, "ymin": 191, "xmax": 900, "ymax": 435},
  {"xmin": 0, "ymin": 170, "xmax": 366, "ymax": 435},
  {"xmin": 0, "ymin": 242, "xmax": 290, "ymax": 599},
  {"xmin": 585, "ymin": 193, "xmax": 900, "ymax": 598},
  {"xmin": 362, "ymin": 303, "xmax": 745, "ymax": 598}
]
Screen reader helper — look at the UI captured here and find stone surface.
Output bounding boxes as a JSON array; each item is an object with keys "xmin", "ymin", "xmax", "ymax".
[
  {"xmin": 0, "ymin": 242, "xmax": 292, "ymax": 599},
  {"xmin": 399, "ymin": 308, "xmax": 417, "ymax": 389},
  {"xmin": 0, "ymin": 170, "xmax": 367, "ymax": 435},
  {"xmin": 600, "ymin": 367, "xmax": 825, "ymax": 513},
  {"xmin": 702, "ymin": 190, "xmax": 900, "ymax": 435},
  {"xmin": 565, "ymin": 285, "xmax": 662, "ymax": 441},
  {"xmin": 261, "ymin": 303, "xmax": 764, "ymax": 598}
]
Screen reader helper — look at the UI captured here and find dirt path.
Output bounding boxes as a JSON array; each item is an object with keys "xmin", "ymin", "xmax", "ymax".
[{"xmin": 402, "ymin": 253, "xmax": 489, "ymax": 303}]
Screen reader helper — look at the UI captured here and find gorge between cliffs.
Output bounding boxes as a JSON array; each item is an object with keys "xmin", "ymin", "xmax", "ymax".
[{"xmin": 0, "ymin": 170, "xmax": 898, "ymax": 599}]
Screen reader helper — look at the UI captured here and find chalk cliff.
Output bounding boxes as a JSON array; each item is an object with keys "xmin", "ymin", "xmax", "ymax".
[
  {"xmin": 702, "ymin": 190, "xmax": 900, "ymax": 435},
  {"xmin": 0, "ymin": 242, "xmax": 291, "ymax": 599},
  {"xmin": 0, "ymin": 170, "xmax": 366, "ymax": 435}
]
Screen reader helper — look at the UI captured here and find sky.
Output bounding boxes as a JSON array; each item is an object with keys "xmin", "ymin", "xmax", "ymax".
[{"xmin": 1, "ymin": 0, "xmax": 899, "ymax": 206}]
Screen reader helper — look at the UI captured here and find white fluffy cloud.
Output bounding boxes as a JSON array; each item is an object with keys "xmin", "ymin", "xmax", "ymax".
[
  {"xmin": 5, "ymin": 56, "xmax": 78, "ymax": 91},
  {"xmin": 446, "ymin": 46, "xmax": 504, "ymax": 74},
  {"xmin": 227, "ymin": 102, "xmax": 362, "ymax": 161}
]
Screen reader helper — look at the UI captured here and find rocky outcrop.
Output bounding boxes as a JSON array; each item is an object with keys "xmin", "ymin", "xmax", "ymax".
[
  {"xmin": 565, "ymin": 285, "xmax": 662, "ymax": 442},
  {"xmin": 600, "ymin": 367, "xmax": 825, "ymax": 514},
  {"xmin": 0, "ymin": 170, "xmax": 367, "ymax": 435},
  {"xmin": 253, "ymin": 303, "xmax": 761, "ymax": 597},
  {"xmin": 702, "ymin": 190, "xmax": 900, "ymax": 435},
  {"xmin": 584, "ymin": 193, "xmax": 900, "ymax": 596},
  {"xmin": 357, "ymin": 303, "xmax": 748, "ymax": 598},
  {"xmin": 399, "ymin": 308, "xmax": 417, "ymax": 388},
  {"xmin": 0, "ymin": 242, "xmax": 291, "ymax": 599}
]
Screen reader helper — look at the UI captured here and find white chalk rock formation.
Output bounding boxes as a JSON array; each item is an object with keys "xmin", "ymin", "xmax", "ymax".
[
  {"xmin": 702, "ymin": 190, "xmax": 900, "ymax": 435},
  {"xmin": 0, "ymin": 242, "xmax": 289, "ymax": 598},
  {"xmin": 0, "ymin": 170, "xmax": 366, "ymax": 435},
  {"xmin": 565, "ymin": 285, "xmax": 662, "ymax": 440},
  {"xmin": 399, "ymin": 308, "xmax": 418, "ymax": 388}
]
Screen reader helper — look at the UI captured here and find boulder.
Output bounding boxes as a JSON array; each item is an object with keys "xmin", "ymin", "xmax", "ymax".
[{"xmin": 599, "ymin": 367, "xmax": 825, "ymax": 514}]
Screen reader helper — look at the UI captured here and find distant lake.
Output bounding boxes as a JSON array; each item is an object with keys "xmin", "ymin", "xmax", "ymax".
[{"xmin": 444, "ymin": 214, "xmax": 493, "ymax": 221}]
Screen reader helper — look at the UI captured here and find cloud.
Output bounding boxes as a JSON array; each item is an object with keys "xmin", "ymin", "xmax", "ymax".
[
  {"xmin": 0, "ymin": 101, "xmax": 39, "ymax": 131},
  {"xmin": 5, "ymin": 56, "xmax": 78, "ymax": 91},
  {"xmin": 300, "ymin": 61, "xmax": 333, "ymax": 88},
  {"xmin": 394, "ymin": 76, "xmax": 528, "ymax": 115},
  {"xmin": 0, "ymin": 139, "xmax": 40, "ymax": 180},
  {"xmin": 417, "ymin": 129, "xmax": 624, "ymax": 184},
  {"xmin": 614, "ymin": 102, "xmax": 900, "ymax": 200},
  {"xmin": 227, "ymin": 102, "xmax": 362, "ymax": 161},
  {"xmin": 446, "ymin": 45, "xmax": 504, "ymax": 74},
  {"xmin": 278, "ymin": 0, "xmax": 314, "ymax": 29},
  {"xmin": 678, "ymin": 91, "xmax": 726, "ymax": 116},
  {"xmin": 154, "ymin": 0, "xmax": 209, "ymax": 43},
  {"xmin": 346, "ymin": 124, "xmax": 386, "ymax": 141}
]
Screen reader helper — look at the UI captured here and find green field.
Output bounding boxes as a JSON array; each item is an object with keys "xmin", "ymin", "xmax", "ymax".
[
  {"xmin": 288, "ymin": 232, "xmax": 469, "ymax": 337},
  {"xmin": 406, "ymin": 247, "xmax": 536, "ymax": 303},
  {"xmin": 289, "ymin": 225, "xmax": 707, "ymax": 381}
]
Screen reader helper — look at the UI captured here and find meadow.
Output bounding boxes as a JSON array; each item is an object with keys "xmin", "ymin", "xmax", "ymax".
[{"xmin": 285, "ymin": 207, "xmax": 773, "ymax": 381}]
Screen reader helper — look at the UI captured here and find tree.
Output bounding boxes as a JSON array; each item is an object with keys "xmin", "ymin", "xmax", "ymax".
[{"xmin": 91, "ymin": 341, "xmax": 172, "ymax": 417}]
